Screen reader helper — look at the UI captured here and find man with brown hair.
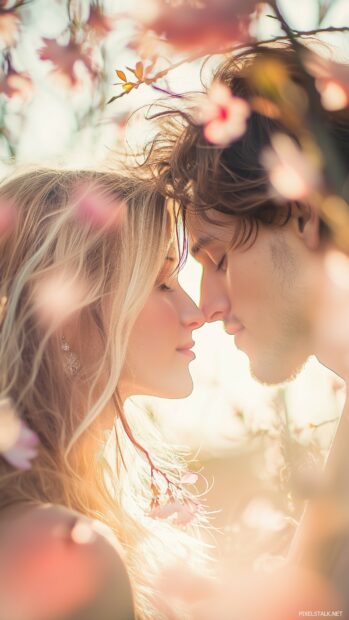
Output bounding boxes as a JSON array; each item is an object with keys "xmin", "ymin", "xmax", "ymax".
[
  {"xmin": 146, "ymin": 44, "xmax": 349, "ymax": 612},
  {"xmin": 148, "ymin": 45, "xmax": 349, "ymax": 385}
]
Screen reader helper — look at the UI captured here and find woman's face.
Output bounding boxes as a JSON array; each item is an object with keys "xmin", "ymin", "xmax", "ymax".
[{"xmin": 119, "ymin": 256, "xmax": 205, "ymax": 400}]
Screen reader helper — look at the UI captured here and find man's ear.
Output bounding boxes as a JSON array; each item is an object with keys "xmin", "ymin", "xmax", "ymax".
[{"xmin": 293, "ymin": 203, "xmax": 321, "ymax": 251}]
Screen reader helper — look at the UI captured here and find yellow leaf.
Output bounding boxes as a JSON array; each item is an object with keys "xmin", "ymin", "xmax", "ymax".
[
  {"xmin": 116, "ymin": 69, "xmax": 127, "ymax": 82},
  {"xmin": 135, "ymin": 61, "xmax": 144, "ymax": 80},
  {"xmin": 122, "ymin": 82, "xmax": 135, "ymax": 92}
]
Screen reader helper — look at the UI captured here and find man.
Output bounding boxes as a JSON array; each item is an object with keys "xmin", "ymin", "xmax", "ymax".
[
  {"xmin": 147, "ymin": 44, "xmax": 349, "ymax": 614},
  {"xmin": 148, "ymin": 46, "xmax": 348, "ymax": 386}
]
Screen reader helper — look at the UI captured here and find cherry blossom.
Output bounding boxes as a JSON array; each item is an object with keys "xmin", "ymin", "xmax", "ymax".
[
  {"xmin": 0, "ymin": 197, "xmax": 17, "ymax": 233},
  {"xmin": 33, "ymin": 268, "xmax": 88, "ymax": 329},
  {"xmin": 128, "ymin": 31, "xmax": 170, "ymax": 75},
  {"xmin": 0, "ymin": 11, "xmax": 20, "ymax": 48},
  {"xmin": 306, "ymin": 54, "xmax": 349, "ymax": 112},
  {"xmin": 194, "ymin": 81, "xmax": 250, "ymax": 146},
  {"xmin": 70, "ymin": 519, "xmax": 97, "ymax": 545},
  {"xmin": 0, "ymin": 67, "xmax": 32, "ymax": 99},
  {"xmin": 180, "ymin": 472, "xmax": 199, "ymax": 485},
  {"xmin": 140, "ymin": 0, "xmax": 256, "ymax": 50},
  {"xmin": 86, "ymin": 5, "xmax": 117, "ymax": 40},
  {"xmin": 148, "ymin": 496, "xmax": 199, "ymax": 526},
  {"xmin": 39, "ymin": 38, "xmax": 94, "ymax": 88},
  {"xmin": 1, "ymin": 418, "xmax": 39, "ymax": 471},
  {"xmin": 261, "ymin": 133, "xmax": 321, "ymax": 201},
  {"xmin": 72, "ymin": 182, "xmax": 127, "ymax": 231}
]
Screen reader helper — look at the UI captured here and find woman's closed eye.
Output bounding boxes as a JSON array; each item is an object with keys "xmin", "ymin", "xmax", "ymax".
[{"xmin": 158, "ymin": 282, "xmax": 174, "ymax": 292}]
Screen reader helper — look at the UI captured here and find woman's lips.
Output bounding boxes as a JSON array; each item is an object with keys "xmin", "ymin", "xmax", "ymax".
[
  {"xmin": 177, "ymin": 349, "xmax": 196, "ymax": 359},
  {"xmin": 176, "ymin": 341, "xmax": 196, "ymax": 359}
]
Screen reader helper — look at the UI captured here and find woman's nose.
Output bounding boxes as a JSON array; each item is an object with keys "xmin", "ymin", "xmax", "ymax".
[{"xmin": 181, "ymin": 293, "xmax": 205, "ymax": 330}]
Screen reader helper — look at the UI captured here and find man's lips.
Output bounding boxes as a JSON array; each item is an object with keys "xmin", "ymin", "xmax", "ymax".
[{"xmin": 224, "ymin": 322, "xmax": 244, "ymax": 336}]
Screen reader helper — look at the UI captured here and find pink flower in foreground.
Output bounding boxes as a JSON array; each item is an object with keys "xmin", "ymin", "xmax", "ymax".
[
  {"xmin": 140, "ymin": 0, "xmax": 256, "ymax": 51},
  {"xmin": 1, "ymin": 419, "xmax": 39, "ymax": 470},
  {"xmin": 148, "ymin": 497, "xmax": 199, "ymax": 526},
  {"xmin": 0, "ymin": 68, "xmax": 32, "ymax": 100},
  {"xmin": 261, "ymin": 133, "xmax": 321, "ymax": 201},
  {"xmin": 39, "ymin": 38, "xmax": 94, "ymax": 88},
  {"xmin": 33, "ymin": 269, "xmax": 88, "ymax": 329},
  {"xmin": 195, "ymin": 81, "xmax": 250, "ymax": 146},
  {"xmin": 306, "ymin": 54, "xmax": 349, "ymax": 112},
  {"xmin": 73, "ymin": 182, "xmax": 127, "ymax": 231}
]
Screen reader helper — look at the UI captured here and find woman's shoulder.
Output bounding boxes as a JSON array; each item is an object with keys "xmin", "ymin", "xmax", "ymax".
[
  {"xmin": 0, "ymin": 503, "xmax": 135, "ymax": 620},
  {"xmin": 0, "ymin": 501, "xmax": 125, "ymax": 558}
]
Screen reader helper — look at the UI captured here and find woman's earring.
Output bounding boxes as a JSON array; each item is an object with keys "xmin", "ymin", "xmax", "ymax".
[{"xmin": 61, "ymin": 335, "xmax": 81, "ymax": 376}]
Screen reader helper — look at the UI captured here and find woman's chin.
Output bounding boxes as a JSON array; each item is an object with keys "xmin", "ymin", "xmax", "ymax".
[
  {"xmin": 167, "ymin": 374, "xmax": 194, "ymax": 399},
  {"xmin": 153, "ymin": 373, "xmax": 194, "ymax": 399},
  {"xmin": 123, "ymin": 373, "xmax": 194, "ymax": 400}
]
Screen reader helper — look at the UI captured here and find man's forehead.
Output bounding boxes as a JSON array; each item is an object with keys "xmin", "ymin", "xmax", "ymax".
[{"xmin": 187, "ymin": 212, "xmax": 234, "ymax": 255}]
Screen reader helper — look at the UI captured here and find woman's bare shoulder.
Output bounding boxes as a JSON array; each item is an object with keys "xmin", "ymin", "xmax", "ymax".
[{"xmin": 0, "ymin": 503, "xmax": 136, "ymax": 620}]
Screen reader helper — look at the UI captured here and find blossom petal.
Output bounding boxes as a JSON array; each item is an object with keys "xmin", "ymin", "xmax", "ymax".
[{"xmin": 2, "ymin": 421, "xmax": 39, "ymax": 470}]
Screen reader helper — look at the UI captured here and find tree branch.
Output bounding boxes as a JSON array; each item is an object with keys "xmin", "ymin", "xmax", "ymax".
[{"xmin": 143, "ymin": 26, "xmax": 349, "ymax": 89}]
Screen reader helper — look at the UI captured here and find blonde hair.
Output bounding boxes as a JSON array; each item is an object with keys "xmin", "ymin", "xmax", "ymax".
[{"xmin": 0, "ymin": 168, "xmax": 207, "ymax": 619}]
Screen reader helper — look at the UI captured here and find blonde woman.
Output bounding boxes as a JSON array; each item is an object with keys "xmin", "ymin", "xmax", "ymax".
[{"xmin": 0, "ymin": 169, "xmax": 206, "ymax": 620}]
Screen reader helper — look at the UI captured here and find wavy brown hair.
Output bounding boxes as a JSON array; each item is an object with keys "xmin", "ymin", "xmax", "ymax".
[{"xmin": 141, "ymin": 44, "xmax": 349, "ymax": 247}]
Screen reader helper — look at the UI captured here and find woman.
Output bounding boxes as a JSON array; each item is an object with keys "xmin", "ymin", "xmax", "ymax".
[{"xmin": 0, "ymin": 168, "xmax": 206, "ymax": 620}]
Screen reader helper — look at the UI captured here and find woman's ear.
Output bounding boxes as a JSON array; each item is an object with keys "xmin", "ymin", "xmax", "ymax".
[{"xmin": 293, "ymin": 203, "xmax": 321, "ymax": 251}]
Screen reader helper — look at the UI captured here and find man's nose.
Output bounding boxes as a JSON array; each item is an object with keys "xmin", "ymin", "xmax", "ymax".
[{"xmin": 200, "ymin": 278, "xmax": 230, "ymax": 322}]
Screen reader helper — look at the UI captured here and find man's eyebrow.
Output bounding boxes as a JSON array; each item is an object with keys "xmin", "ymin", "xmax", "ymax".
[{"xmin": 191, "ymin": 237, "xmax": 212, "ymax": 256}]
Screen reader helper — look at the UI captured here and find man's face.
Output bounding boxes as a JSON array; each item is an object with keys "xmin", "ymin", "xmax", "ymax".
[{"xmin": 188, "ymin": 210, "xmax": 316, "ymax": 384}]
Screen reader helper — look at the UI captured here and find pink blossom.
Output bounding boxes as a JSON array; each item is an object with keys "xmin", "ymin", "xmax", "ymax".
[
  {"xmin": 73, "ymin": 182, "xmax": 127, "ymax": 231},
  {"xmin": 181, "ymin": 472, "xmax": 199, "ymax": 485},
  {"xmin": 0, "ymin": 68, "xmax": 32, "ymax": 100},
  {"xmin": 39, "ymin": 38, "xmax": 94, "ymax": 88},
  {"xmin": 0, "ymin": 198, "xmax": 17, "ymax": 233},
  {"xmin": 140, "ymin": 0, "xmax": 256, "ymax": 51},
  {"xmin": 261, "ymin": 133, "xmax": 321, "ymax": 201},
  {"xmin": 195, "ymin": 82, "xmax": 250, "ymax": 146},
  {"xmin": 148, "ymin": 497, "xmax": 198, "ymax": 526},
  {"xmin": 128, "ymin": 31, "xmax": 170, "ymax": 74},
  {"xmin": 306, "ymin": 54, "xmax": 349, "ymax": 112},
  {"xmin": 86, "ymin": 5, "xmax": 117, "ymax": 40},
  {"xmin": 33, "ymin": 269, "xmax": 88, "ymax": 329},
  {"xmin": 1, "ymin": 419, "xmax": 39, "ymax": 470},
  {"xmin": 0, "ymin": 11, "xmax": 20, "ymax": 48}
]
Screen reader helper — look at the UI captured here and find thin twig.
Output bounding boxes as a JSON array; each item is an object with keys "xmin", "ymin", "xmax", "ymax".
[
  {"xmin": 108, "ymin": 25, "xmax": 349, "ymax": 105},
  {"xmin": 119, "ymin": 25, "xmax": 349, "ymax": 95}
]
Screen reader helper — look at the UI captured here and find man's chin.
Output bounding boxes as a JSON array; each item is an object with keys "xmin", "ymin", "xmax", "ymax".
[{"xmin": 249, "ymin": 358, "xmax": 306, "ymax": 386}]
